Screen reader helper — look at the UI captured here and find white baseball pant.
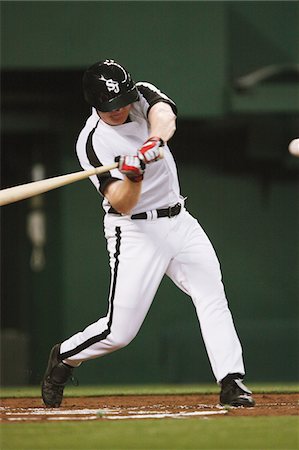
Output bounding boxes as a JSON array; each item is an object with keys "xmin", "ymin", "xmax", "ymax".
[{"xmin": 60, "ymin": 208, "xmax": 245, "ymax": 383}]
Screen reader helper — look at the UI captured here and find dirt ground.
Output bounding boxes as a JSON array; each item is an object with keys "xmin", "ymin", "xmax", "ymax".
[{"xmin": 1, "ymin": 393, "xmax": 298, "ymax": 422}]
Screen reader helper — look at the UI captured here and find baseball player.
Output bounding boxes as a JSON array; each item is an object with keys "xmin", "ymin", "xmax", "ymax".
[{"xmin": 42, "ymin": 59, "xmax": 255, "ymax": 408}]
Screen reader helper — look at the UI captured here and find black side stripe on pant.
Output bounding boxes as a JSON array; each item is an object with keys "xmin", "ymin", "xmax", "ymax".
[{"xmin": 59, "ymin": 227, "xmax": 122, "ymax": 361}]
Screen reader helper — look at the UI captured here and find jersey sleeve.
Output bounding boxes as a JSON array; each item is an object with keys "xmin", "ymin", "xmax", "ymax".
[
  {"xmin": 76, "ymin": 118, "xmax": 121, "ymax": 197},
  {"xmin": 136, "ymin": 82, "xmax": 177, "ymax": 116}
]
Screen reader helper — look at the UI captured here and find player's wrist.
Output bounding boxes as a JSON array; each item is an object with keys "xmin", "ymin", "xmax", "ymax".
[
  {"xmin": 148, "ymin": 136, "xmax": 164, "ymax": 145},
  {"xmin": 126, "ymin": 174, "xmax": 144, "ymax": 183}
]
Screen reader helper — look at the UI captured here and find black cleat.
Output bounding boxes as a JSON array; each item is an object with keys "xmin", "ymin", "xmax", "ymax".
[
  {"xmin": 220, "ymin": 374, "xmax": 255, "ymax": 407},
  {"xmin": 41, "ymin": 344, "xmax": 73, "ymax": 408}
]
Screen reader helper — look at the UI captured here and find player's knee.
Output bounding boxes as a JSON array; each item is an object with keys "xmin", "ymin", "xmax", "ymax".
[{"xmin": 107, "ymin": 331, "xmax": 136, "ymax": 350}]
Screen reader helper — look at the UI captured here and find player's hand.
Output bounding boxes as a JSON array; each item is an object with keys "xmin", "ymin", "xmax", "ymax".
[
  {"xmin": 137, "ymin": 137, "xmax": 164, "ymax": 164},
  {"xmin": 115, "ymin": 155, "xmax": 145, "ymax": 183}
]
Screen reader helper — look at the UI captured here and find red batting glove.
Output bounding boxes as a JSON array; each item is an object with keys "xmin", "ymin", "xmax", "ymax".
[
  {"xmin": 115, "ymin": 155, "xmax": 145, "ymax": 182},
  {"xmin": 137, "ymin": 137, "xmax": 164, "ymax": 164}
]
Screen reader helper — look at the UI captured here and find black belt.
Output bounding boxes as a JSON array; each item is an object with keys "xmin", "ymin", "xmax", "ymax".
[
  {"xmin": 131, "ymin": 202, "xmax": 182, "ymax": 220},
  {"xmin": 108, "ymin": 202, "xmax": 182, "ymax": 220}
]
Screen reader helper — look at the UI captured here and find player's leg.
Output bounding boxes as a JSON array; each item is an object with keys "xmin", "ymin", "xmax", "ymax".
[
  {"xmin": 42, "ymin": 221, "xmax": 169, "ymax": 406},
  {"xmin": 60, "ymin": 221, "xmax": 170, "ymax": 364},
  {"xmin": 166, "ymin": 211, "xmax": 254, "ymax": 406}
]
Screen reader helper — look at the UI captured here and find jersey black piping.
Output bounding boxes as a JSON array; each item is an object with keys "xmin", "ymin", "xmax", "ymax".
[
  {"xmin": 137, "ymin": 83, "xmax": 177, "ymax": 116},
  {"xmin": 59, "ymin": 226, "xmax": 122, "ymax": 361},
  {"xmin": 85, "ymin": 121, "xmax": 120, "ymax": 195}
]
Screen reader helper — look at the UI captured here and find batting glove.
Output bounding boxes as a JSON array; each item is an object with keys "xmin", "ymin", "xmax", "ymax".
[
  {"xmin": 137, "ymin": 137, "xmax": 164, "ymax": 164},
  {"xmin": 115, "ymin": 155, "xmax": 146, "ymax": 183}
]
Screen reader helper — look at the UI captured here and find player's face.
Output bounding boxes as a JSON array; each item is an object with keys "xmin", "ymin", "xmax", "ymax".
[{"xmin": 98, "ymin": 105, "xmax": 132, "ymax": 126}]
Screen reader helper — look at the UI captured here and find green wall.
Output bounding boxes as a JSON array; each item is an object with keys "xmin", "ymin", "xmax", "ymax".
[
  {"xmin": 2, "ymin": 1, "xmax": 298, "ymax": 116},
  {"xmin": 1, "ymin": 1, "xmax": 227, "ymax": 116}
]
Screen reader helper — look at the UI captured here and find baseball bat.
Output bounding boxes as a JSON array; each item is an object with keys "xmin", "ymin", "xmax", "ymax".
[{"xmin": 0, "ymin": 162, "xmax": 118, "ymax": 207}]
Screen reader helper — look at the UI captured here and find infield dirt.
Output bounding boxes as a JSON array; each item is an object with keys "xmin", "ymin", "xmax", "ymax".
[{"xmin": 1, "ymin": 393, "xmax": 298, "ymax": 422}]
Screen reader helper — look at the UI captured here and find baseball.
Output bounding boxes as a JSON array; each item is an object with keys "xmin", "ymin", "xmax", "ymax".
[{"xmin": 288, "ymin": 138, "xmax": 299, "ymax": 157}]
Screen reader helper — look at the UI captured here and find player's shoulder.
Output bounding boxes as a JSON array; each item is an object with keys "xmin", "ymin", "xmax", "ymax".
[
  {"xmin": 79, "ymin": 108, "xmax": 100, "ymax": 131},
  {"xmin": 136, "ymin": 81, "xmax": 177, "ymax": 114}
]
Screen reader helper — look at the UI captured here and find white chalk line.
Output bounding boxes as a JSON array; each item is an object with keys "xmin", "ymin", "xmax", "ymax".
[
  {"xmin": 105, "ymin": 410, "xmax": 228, "ymax": 420},
  {"xmin": 0, "ymin": 406, "xmax": 227, "ymax": 421},
  {"xmin": 4, "ymin": 408, "xmax": 108, "ymax": 415}
]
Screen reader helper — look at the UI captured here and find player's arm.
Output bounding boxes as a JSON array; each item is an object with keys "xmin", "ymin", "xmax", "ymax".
[
  {"xmin": 104, "ymin": 155, "xmax": 144, "ymax": 215},
  {"xmin": 136, "ymin": 81, "xmax": 177, "ymax": 144},
  {"xmin": 148, "ymin": 102, "xmax": 176, "ymax": 143},
  {"xmin": 104, "ymin": 178, "xmax": 142, "ymax": 215},
  {"xmin": 137, "ymin": 102, "xmax": 177, "ymax": 164}
]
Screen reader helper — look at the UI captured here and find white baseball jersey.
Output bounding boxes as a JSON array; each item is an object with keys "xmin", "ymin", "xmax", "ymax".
[
  {"xmin": 60, "ymin": 82, "xmax": 246, "ymax": 383},
  {"xmin": 76, "ymin": 82, "xmax": 181, "ymax": 215}
]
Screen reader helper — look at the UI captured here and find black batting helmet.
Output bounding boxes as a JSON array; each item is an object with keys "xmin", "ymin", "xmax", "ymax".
[{"xmin": 82, "ymin": 59, "xmax": 139, "ymax": 112}]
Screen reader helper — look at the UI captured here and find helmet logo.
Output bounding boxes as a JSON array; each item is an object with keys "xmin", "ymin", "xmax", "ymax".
[
  {"xmin": 99, "ymin": 75, "xmax": 120, "ymax": 93},
  {"xmin": 106, "ymin": 79, "xmax": 120, "ymax": 93}
]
